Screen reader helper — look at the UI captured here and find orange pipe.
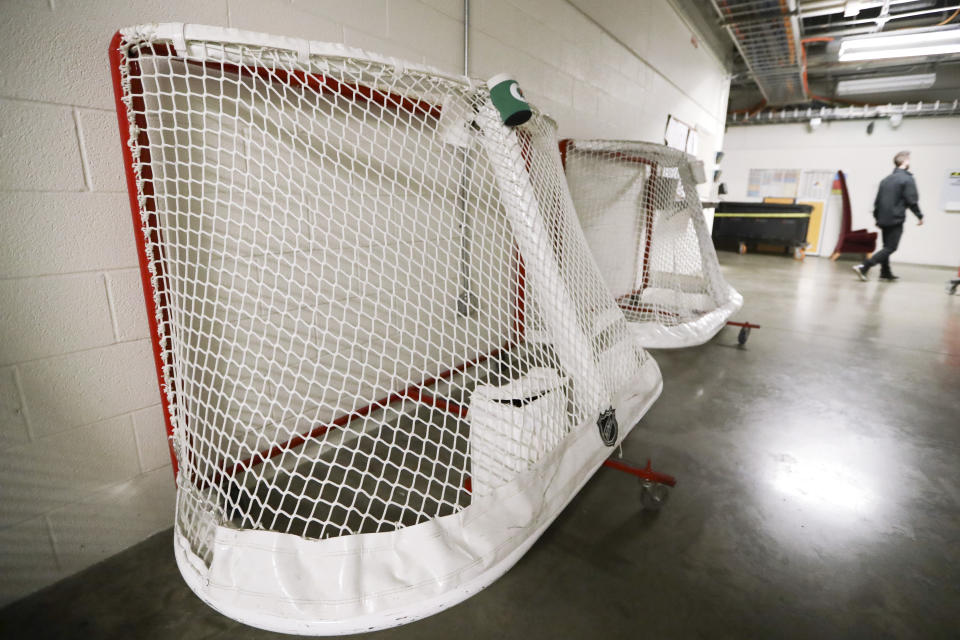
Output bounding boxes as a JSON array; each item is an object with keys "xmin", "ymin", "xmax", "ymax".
[
  {"xmin": 937, "ymin": 6, "xmax": 960, "ymax": 25},
  {"xmin": 800, "ymin": 37, "xmax": 872, "ymax": 106},
  {"xmin": 800, "ymin": 37, "xmax": 834, "ymax": 99}
]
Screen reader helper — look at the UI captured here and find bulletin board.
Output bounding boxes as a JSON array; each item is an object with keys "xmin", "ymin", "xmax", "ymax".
[{"xmin": 747, "ymin": 169, "xmax": 801, "ymax": 199}]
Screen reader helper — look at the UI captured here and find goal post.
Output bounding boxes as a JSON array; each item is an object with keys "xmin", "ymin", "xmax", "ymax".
[
  {"xmin": 111, "ymin": 24, "xmax": 661, "ymax": 635},
  {"xmin": 560, "ymin": 139, "xmax": 743, "ymax": 349}
]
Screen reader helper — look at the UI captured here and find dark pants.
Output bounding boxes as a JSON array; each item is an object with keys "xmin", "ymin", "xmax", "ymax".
[{"xmin": 864, "ymin": 224, "xmax": 903, "ymax": 276}]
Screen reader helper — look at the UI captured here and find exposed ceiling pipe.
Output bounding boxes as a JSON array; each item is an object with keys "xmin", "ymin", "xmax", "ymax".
[
  {"xmin": 801, "ymin": 36, "xmax": 835, "ymax": 103},
  {"xmin": 937, "ymin": 6, "xmax": 960, "ymax": 24},
  {"xmin": 463, "ymin": 0, "xmax": 470, "ymax": 76},
  {"xmin": 728, "ymin": 98, "xmax": 960, "ymax": 123},
  {"xmin": 803, "ymin": 57, "xmax": 942, "ymax": 75}
]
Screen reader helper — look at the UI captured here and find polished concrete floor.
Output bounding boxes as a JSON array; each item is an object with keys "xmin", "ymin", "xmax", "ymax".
[{"xmin": 2, "ymin": 253, "xmax": 959, "ymax": 639}]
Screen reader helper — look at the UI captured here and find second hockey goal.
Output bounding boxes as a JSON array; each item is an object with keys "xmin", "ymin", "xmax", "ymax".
[{"xmin": 561, "ymin": 139, "xmax": 743, "ymax": 348}]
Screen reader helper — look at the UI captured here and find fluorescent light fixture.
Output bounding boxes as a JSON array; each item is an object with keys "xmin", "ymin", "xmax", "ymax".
[
  {"xmin": 838, "ymin": 27, "xmax": 960, "ymax": 61},
  {"xmin": 836, "ymin": 72, "xmax": 937, "ymax": 96}
]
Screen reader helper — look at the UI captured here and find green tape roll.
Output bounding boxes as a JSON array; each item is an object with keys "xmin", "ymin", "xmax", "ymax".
[{"xmin": 487, "ymin": 73, "xmax": 532, "ymax": 127}]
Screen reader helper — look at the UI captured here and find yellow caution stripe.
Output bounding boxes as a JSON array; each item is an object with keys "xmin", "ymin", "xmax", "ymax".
[{"xmin": 714, "ymin": 213, "xmax": 811, "ymax": 218}]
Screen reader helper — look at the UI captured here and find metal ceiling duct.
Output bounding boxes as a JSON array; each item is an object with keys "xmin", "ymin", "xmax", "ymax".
[{"xmin": 712, "ymin": 0, "xmax": 806, "ymax": 105}]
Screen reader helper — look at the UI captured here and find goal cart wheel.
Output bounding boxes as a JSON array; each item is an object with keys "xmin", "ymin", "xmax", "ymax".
[
  {"xmin": 738, "ymin": 241, "xmax": 748, "ymax": 255},
  {"xmin": 640, "ymin": 480, "xmax": 669, "ymax": 510},
  {"xmin": 793, "ymin": 246, "xmax": 805, "ymax": 261},
  {"xmin": 737, "ymin": 326, "xmax": 751, "ymax": 345}
]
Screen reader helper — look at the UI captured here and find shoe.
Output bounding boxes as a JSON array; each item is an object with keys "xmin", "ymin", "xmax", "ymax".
[
  {"xmin": 879, "ymin": 273, "xmax": 899, "ymax": 281},
  {"xmin": 852, "ymin": 265, "xmax": 868, "ymax": 281}
]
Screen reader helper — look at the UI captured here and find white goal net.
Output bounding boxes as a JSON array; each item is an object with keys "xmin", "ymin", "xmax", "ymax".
[
  {"xmin": 111, "ymin": 24, "xmax": 662, "ymax": 635},
  {"xmin": 561, "ymin": 139, "xmax": 742, "ymax": 348}
]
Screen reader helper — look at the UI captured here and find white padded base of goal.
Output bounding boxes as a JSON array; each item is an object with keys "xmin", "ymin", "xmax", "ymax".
[
  {"xmin": 628, "ymin": 286, "xmax": 743, "ymax": 349},
  {"xmin": 173, "ymin": 359, "xmax": 662, "ymax": 636}
]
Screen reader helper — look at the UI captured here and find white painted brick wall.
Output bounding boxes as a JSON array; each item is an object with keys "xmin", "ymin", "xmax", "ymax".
[
  {"xmin": 0, "ymin": 99, "xmax": 86, "ymax": 191},
  {"xmin": 0, "ymin": 193, "xmax": 138, "ymax": 278},
  {"xmin": 0, "ymin": 517, "xmax": 61, "ymax": 607},
  {"xmin": 74, "ymin": 109, "xmax": 127, "ymax": 193},
  {"xmin": 0, "ymin": 367, "xmax": 29, "ymax": 449},
  {"xmin": 0, "ymin": 0, "xmax": 729, "ymax": 607},
  {"xmin": 17, "ymin": 340, "xmax": 158, "ymax": 439},
  {"xmin": 343, "ymin": 27, "xmax": 426, "ymax": 67},
  {"xmin": 229, "ymin": 0, "xmax": 343, "ymax": 44},
  {"xmin": 104, "ymin": 270, "xmax": 149, "ymax": 342},
  {"xmin": 294, "ymin": 0, "xmax": 390, "ymax": 37},
  {"xmin": 0, "ymin": 1, "xmax": 230, "ymax": 110},
  {"xmin": 47, "ymin": 466, "xmax": 175, "ymax": 575},
  {"xmin": 0, "ymin": 275, "xmax": 115, "ymax": 365},
  {"xmin": 131, "ymin": 405, "xmax": 172, "ymax": 472},
  {"xmin": 0, "ymin": 415, "xmax": 141, "ymax": 529},
  {"xmin": 390, "ymin": 1, "xmax": 463, "ymax": 72}
]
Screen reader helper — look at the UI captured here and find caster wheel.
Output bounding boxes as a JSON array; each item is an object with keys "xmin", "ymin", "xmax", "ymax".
[
  {"xmin": 640, "ymin": 481, "xmax": 669, "ymax": 510},
  {"xmin": 793, "ymin": 247, "xmax": 805, "ymax": 261},
  {"xmin": 738, "ymin": 241, "xmax": 747, "ymax": 255},
  {"xmin": 737, "ymin": 326, "xmax": 750, "ymax": 345}
]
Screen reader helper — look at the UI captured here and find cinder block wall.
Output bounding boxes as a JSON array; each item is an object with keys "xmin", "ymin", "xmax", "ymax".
[{"xmin": 0, "ymin": 0, "xmax": 729, "ymax": 606}]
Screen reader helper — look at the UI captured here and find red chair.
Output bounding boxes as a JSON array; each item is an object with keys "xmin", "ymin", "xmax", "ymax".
[{"xmin": 830, "ymin": 169, "xmax": 877, "ymax": 260}]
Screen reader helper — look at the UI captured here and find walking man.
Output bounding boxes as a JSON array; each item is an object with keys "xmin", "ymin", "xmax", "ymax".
[{"xmin": 854, "ymin": 151, "xmax": 923, "ymax": 281}]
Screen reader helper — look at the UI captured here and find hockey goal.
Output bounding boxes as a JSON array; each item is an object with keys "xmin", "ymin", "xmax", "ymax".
[
  {"xmin": 560, "ymin": 139, "xmax": 743, "ymax": 348},
  {"xmin": 111, "ymin": 24, "xmax": 661, "ymax": 635}
]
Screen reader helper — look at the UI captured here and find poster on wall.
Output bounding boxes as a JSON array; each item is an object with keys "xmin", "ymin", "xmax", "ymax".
[
  {"xmin": 799, "ymin": 171, "xmax": 833, "ymax": 202},
  {"xmin": 746, "ymin": 168, "xmax": 801, "ymax": 199},
  {"xmin": 942, "ymin": 169, "xmax": 960, "ymax": 213},
  {"xmin": 798, "ymin": 170, "xmax": 835, "ymax": 256}
]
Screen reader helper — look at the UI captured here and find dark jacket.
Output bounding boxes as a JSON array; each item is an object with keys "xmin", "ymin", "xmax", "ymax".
[{"xmin": 873, "ymin": 167, "xmax": 922, "ymax": 227}]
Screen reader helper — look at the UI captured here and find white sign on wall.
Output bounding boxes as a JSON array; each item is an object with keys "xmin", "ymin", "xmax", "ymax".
[
  {"xmin": 665, "ymin": 115, "xmax": 693, "ymax": 152},
  {"xmin": 942, "ymin": 169, "xmax": 960, "ymax": 213}
]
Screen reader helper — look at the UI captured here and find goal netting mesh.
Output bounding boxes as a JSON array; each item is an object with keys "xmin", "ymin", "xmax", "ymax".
[
  {"xmin": 111, "ymin": 24, "xmax": 662, "ymax": 635},
  {"xmin": 561, "ymin": 139, "xmax": 742, "ymax": 348}
]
